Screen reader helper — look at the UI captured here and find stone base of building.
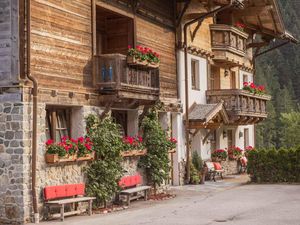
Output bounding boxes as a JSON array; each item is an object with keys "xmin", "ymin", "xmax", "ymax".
[{"xmin": 221, "ymin": 159, "xmax": 240, "ymax": 175}]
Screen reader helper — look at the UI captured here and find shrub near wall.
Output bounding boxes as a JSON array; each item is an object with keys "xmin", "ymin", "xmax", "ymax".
[{"xmin": 247, "ymin": 147, "xmax": 300, "ymax": 183}]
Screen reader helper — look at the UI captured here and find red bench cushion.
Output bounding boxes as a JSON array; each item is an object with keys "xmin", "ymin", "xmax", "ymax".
[
  {"xmin": 213, "ymin": 162, "xmax": 222, "ymax": 170},
  {"xmin": 44, "ymin": 183, "xmax": 85, "ymax": 201},
  {"xmin": 119, "ymin": 173, "xmax": 142, "ymax": 189}
]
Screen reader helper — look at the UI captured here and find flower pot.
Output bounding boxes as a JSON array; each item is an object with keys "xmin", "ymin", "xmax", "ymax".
[
  {"xmin": 45, "ymin": 154, "xmax": 58, "ymax": 163},
  {"xmin": 168, "ymin": 149, "xmax": 176, "ymax": 154},
  {"xmin": 58, "ymin": 154, "xmax": 77, "ymax": 162},
  {"xmin": 77, "ymin": 152, "xmax": 95, "ymax": 161},
  {"xmin": 135, "ymin": 149, "xmax": 147, "ymax": 156},
  {"xmin": 121, "ymin": 151, "xmax": 133, "ymax": 157},
  {"xmin": 127, "ymin": 56, "xmax": 147, "ymax": 66},
  {"xmin": 147, "ymin": 62, "xmax": 160, "ymax": 68}
]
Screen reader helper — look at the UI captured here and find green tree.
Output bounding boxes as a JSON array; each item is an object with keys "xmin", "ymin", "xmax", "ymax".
[{"xmin": 279, "ymin": 112, "xmax": 300, "ymax": 148}]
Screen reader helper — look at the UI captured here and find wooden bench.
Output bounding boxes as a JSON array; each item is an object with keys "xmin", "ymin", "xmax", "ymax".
[
  {"xmin": 118, "ymin": 173, "xmax": 151, "ymax": 206},
  {"xmin": 205, "ymin": 162, "xmax": 224, "ymax": 182},
  {"xmin": 44, "ymin": 183, "xmax": 95, "ymax": 221}
]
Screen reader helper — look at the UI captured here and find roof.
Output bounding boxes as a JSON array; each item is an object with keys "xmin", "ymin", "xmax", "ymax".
[
  {"xmin": 233, "ymin": 0, "xmax": 298, "ymax": 43},
  {"xmin": 189, "ymin": 101, "xmax": 229, "ymax": 124}
]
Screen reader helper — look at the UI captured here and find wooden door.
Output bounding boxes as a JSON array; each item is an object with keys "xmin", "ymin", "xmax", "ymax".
[
  {"xmin": 244, "ymin": 128, "xmax": 249, "ymax": 149},
  {"xmin": 230, "ymin": 71, "xmax": 236, "ymax": 89},
  {"xmin": 227, "ymin": 130, "xmax": 235, "ymax": 148},
  {"xmin": 210, "ymin": 66, "xmax": 220, "ymax": 90},
  {"xmin": 104, "ymin": 17, "xmax": 134, "ymax": 55}
]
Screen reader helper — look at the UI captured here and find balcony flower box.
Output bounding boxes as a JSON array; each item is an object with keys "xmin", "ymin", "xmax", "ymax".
[{"xmin": 127, "ymin": 45, "xmax": 160, "ymax": 68}]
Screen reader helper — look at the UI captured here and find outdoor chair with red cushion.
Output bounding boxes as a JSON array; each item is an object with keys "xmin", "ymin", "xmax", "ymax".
[
  {"xmin": 44, "ymin": 183, "xmax": 95, "ymax": 222},
  {"xmin": 205, "ymin": 162, "xmax": 224, "ymax": 182}
]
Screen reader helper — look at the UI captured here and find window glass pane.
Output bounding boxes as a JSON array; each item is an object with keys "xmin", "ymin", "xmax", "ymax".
[
  {"xmin": 191, "ymin": 59, "xmax": 200, "ymax": 90},
  {"xmin": 45, "ymin": 111, "xmax": 51, "ymax": 140}
]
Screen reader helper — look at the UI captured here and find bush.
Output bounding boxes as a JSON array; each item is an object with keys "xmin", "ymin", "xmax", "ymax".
[
  {"xmin": 190, "ymin": 164, "xmax": 200, "ymax": 184},
  {"xmin": 247, "ymin": 147, "xmax": 300, "ymax": 183},
  {"xmin": 85, "ymin": 115, "xmax": 123, "ymax": 207},
  {"xmin": 138, "ymin": 107, "xmax": 171, "ymax": 193},
  {"xmin": 192, "ymin": 151, "xmax": 203, "ymax": 172}
]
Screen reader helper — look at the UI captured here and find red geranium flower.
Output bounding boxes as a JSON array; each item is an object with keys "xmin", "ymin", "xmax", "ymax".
[{"xmin": 46, "ymin": 139, "xmax": 54, "ymax": 146}]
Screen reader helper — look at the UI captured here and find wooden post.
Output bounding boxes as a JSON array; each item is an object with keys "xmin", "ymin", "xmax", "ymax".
[{"xmin": 60, "ymin": 204, "xmax": 65, "ymax": 221}]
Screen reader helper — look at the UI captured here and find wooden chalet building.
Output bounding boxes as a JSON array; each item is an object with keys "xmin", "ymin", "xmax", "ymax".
[{"xmin": 0, "ymin": 0, "xmax": 297, "ymax": 223}]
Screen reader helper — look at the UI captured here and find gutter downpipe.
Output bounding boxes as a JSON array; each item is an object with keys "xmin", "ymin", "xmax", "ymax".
[
  {"xmin": 183, "ymin": 1, "xmax": 234, "ymax": 184},
  {"xmin": 26, "ymin": 0, "xmax": 39, "ymax": 223}
]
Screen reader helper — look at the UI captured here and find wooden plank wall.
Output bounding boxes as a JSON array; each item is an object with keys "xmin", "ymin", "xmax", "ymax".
[
  {"xmin": 136, "ymin": 18, "xmax": 177, "ymax": 99},
  {"xmin": 30, "ymin": 0, "xmax": 93, "ymax": 91},
  {"xmin": 0, "ymin": 0, "xmax": 19, "ymax": 86},
  {"xmin": 29, "ymin": 0, "xmax": 177, "ymax": 100}
]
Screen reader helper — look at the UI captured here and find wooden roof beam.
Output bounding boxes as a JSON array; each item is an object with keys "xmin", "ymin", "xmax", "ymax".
[{"xmin": 233, "ymin": 5, "xmax": 273, "ymax": 17}]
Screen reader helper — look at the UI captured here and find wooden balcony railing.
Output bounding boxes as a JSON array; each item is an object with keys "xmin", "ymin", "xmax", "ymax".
[
  {"xmin": 210, "ymin": 24, "xmax": 249, "ymax": 57},
  {"xmin": 94, "ymin": 54, "xmax": 159, "ymax": 100},
  {"xmin": 206, "ymin": 89, "xmax": 271, "ymax": 124}
]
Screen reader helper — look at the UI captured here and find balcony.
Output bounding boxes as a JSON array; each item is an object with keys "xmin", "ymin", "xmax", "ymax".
[
  {"xmin": 206, "ymin": 89, "xmax": 271, "ymax": 125},
  {"xmin": 210, "ymin": 24, "xmax": 249, "ymax": 67},
  {"xmin": 95, "ymin": 54, "xmax": 160, "ymax": 103}
]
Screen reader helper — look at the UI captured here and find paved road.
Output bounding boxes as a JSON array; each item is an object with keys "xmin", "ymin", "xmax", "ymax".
[{"xmin": 39, "ymin": 178, "xmax": 300, "ymax": 225}]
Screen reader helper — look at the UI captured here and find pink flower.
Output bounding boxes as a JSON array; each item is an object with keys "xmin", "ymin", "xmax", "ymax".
[
  {"xmin": 138, "ymin": 136, "xmax": 143, "ymax": 143},
  {"xmin": 61, "ymin": 136, "xmax": 69, "ymax": 142},
  {"xmin": 85, "ymin": 144, "xmax": 92, "ymax": 151},
  {"xmin": 46, "ymin": 139, "xmax": 54, "ymax": 146},
  {"xmin": 78, "ymin": 137, "xmax": 85, "ymax": 143},
  {"xmin": 128, "ymin": 45, "xmax": 131, "ymax": 49}
]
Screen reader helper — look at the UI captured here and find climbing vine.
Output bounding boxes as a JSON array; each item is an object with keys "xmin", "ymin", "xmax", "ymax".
[
  {"xmin": 138, "ymin": 107, "xmax": 172, "ymax": 193},
  {"xmin": 85, "ymin": 115, "xmax": 123, "ymax": 207}
]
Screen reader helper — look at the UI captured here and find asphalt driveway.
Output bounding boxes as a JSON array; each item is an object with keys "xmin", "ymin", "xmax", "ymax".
[{"xmin": 36, "ymin": 176, "xmax": 300, "ymax": 225}]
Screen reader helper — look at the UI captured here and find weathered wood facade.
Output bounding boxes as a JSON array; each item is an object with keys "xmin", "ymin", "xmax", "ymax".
[{"xmin": 24, "ymin": 0, "xmax": 178, "ymax": 107}]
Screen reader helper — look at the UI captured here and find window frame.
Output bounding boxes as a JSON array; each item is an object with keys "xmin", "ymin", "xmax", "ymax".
[
  {"xmin": 191, "ymin": 59, "xmax": 200, "ymax": 90},
  {"xmin": 46, "ymin": 107, "xmax": 72, "ymax": 142}
]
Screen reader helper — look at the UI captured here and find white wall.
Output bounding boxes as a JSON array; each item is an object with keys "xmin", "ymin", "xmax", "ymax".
[{"xmin": 178, "ymin": 51, "xmax": 208, "ymax": 112}]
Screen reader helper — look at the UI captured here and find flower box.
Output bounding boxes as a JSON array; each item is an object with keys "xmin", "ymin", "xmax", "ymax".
[
  {"xmin": 45, "ymin": 154, "xmax": 76, "ymax": 163},
  {"xmin": 45, "ymin": 154, "xmax": 59, "ymax": 163},
  {"xmin": 127, "ymin": 56, "xmax": 148, "ymax": 66},
  {"xmin": 77, "ymin": 152, "xmax": 95, "ymax": 161},
  {"xmin": 121, "ymin": 149, "xmax": 147, "ymax": 157}
]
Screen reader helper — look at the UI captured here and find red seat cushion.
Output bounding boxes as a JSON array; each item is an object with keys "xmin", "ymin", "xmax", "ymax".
[
  {"xmin": 213, "ymin": 162, "xmax": 222, "ymax": 170},
  {"xmin": 119, "ymin": 173, "xmax": 142, "ymax": 189},
  {"xmin": 44, "ymin": 183, "xmax": 85, "ymax": 201},
  {"xmin": 240, "ymin": 157, "xmax": 248, "ymax": 166}
]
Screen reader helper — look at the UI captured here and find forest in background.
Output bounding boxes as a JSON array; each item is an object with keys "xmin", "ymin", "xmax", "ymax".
[{"xmin": 255, "ymin": 0, "xmax": 300, "ymax": 148}]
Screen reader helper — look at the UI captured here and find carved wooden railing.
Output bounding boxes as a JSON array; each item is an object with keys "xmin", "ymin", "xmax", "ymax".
[
  {"xmin": 206, "ymin": 89, "xmax": 271, "ymax": 121},
  {"xmin": 210, "ymin": 24, "xmax": 249, "ymax": 57},
  {"xmin": 94, "ymin": 54, "xmax": 159, "ymax": 97}
]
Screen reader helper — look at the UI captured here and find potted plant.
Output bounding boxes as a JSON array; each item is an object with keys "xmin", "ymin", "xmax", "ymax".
[
  {"xmin": 45, "ymin": 139, "xmax": 65, "ymax": 163},
  {"xmin": 211, "ymin": 149, "xmax": 227, "ymax": 161},
  {"xmin": 76, "ymin": 137, "xmax": 95, "ymax": 161},
  {"xmin": 121, "ymin": 135, "xmax": 146, "ymax": 157},
  {"xmin": 45, "ymin": 138, "xmax": 76, "ymax": 163},
  {"xmin": 228, "ymin": 146, "xmax": 243, "ymax": 160},
  {"xmin": 244, "ymin": 145, "xmax": 255, "ymax": 158},
  {"xmin": 167, "ymin": 137, "xmax": 177, "ymax": 153},
  {"xmin": 235, "ymin": 21, "xmax": 245, "ymax": 31},
  {"xmin": 127, "ymin": 45, "xmax": 160, "ymax": 68},
  {"xmin": 243, "ymin": 82, "xmax": 266, "ymax": 95}
]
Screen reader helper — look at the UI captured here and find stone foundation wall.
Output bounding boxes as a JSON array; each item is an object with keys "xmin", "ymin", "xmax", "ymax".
[
  {"xmin": 221, "ymin": 159, "xmax": 239, "ymax": 175},
  {"xmin": 0, "ymin": 101, "xmax": 27, "ymax": 224}
]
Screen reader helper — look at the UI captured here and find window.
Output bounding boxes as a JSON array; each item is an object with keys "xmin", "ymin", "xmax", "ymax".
[
  {"xmin": 191, "ymin": 59, "xmax": 200, "ymax": 90},
  {"xmin": 46, "ymin": 108, "xmax": 71, "ymax": 142},
  {"xmin": 243, "ymin": 74, "xmax": 248, "ymax": 83},
  {"xmin": 210, "ymin": 66, "xmax": 220, "ymax": 90},
  {"xmin": 111, "ymin": 110, "xmax": 128, "ymax": 136},
  {"xmin": 244, "ymin": 128, "xmax": 249, "ymax": 149},
  {"xmin": 227, "ymin": 130, "xmax": 235, "ymax": 148}
]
